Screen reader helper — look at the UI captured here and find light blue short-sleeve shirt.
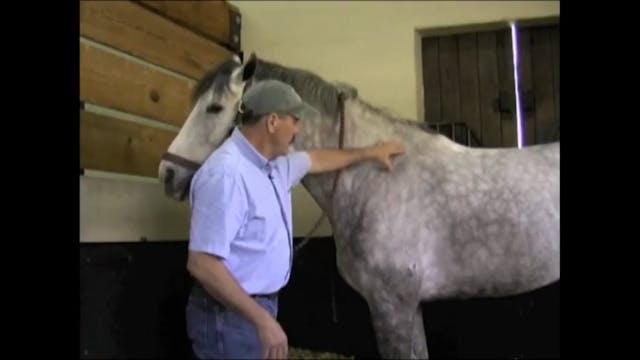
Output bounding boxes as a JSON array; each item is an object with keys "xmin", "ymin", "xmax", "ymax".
[{"xmin": 188, "ymin": 127, "xmax": 311, "ymax": 294}]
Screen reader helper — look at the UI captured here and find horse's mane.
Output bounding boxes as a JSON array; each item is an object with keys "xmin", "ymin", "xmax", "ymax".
[
  {"xmin": 192, "ymin": 57, "xmax": 436, "ymax": 134},
  {"xmin": 191, "ymin": 59, "xmax": 239, "ymax": 104},
  {"xmin": 254, "ymin": 59, "xmax": 436, "ymax": 134},
  {"xmin": 253, "ymin": 59, "xmax": 342, "ymax": 119}
]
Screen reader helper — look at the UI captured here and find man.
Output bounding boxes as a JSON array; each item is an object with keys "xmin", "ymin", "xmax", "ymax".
[{"xmin": 185, "ymin": 80, "xmax": 405, "ymax": 359}]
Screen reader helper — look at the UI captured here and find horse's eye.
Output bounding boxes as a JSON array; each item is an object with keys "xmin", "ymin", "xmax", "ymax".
[{"xmin": 206, "ymin": 104, "xmax": 223, "ymax": 114}]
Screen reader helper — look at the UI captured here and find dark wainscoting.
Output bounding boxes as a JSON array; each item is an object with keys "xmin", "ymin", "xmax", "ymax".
[{"xmin": 80, "ymin": 238, "xmax": 559, "ymax": 359}]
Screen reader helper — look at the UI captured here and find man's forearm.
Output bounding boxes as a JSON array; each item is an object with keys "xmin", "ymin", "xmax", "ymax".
[
  {"xmin": 187, "ymin": 251, "xmax": 271, "ymax": 326},
  {"xmin": 307, "ymin": 147, "xmax": 374, "ymax": 174}
]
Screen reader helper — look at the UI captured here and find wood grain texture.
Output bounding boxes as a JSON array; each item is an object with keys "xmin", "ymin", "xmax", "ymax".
[
  {"xmin": 422, "ymin": 37, "xmax": 441, "ymax": 123},
  {"xmin": 531, "ymin": 27, "xmax": 555, "ymax": 144},
  {"xmin": 80, "ymin": 109, "xmax": 177, "ymax": 177},
  {"xmin": 458, "ymin": 33, "xmax": 481, "ymax": 146},
  {"xmin": 496, "ymin": 30, "xmax": 516, "ymax": 147},
  {"xmin": 80, "ymin": 41, "xmax": 194, "ymax": 127},
  {"xmin": 439, "ymin": 35, "xmax": 461, "ymax": 124},
  {"xmin": 138, "ymin": 0, "xmax": 239, "ymax": 50},
  {"xmin": 518, "ymin": 28, "xmax": 536, "ymax": 146},
  {"xmin": 80, "ymin": 1, "xmax": 233, "ymax": 80},
  {"xmin": 477, "ymin": 31, "xmax": 501, "ymax": 147}
]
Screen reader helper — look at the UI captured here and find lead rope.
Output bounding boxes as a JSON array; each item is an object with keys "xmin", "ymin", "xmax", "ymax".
[
  {"xmin": 294, "ymin": 92, "xmax": 346, "ymax": 254},
  {"xmin": 294, "ymin": 93, "xmax": 346, "ymax": 325}
]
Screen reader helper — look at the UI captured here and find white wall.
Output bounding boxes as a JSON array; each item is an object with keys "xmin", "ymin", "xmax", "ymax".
[
  {"xmin": 229, "ymin": 0, "xmax": 560, "ymax": 237},
  {"xmin": 81, "ymin": 171, "xmax": 190, "ymax": 242}
]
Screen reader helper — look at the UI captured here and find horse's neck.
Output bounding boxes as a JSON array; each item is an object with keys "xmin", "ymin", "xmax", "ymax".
[
  {"xmin": 344, "ymin": 99, "xmax": 405, "ymax": 147},
  {"xmin": 300, "ymin": 98, "xmax": 449, "ymax": 216}
]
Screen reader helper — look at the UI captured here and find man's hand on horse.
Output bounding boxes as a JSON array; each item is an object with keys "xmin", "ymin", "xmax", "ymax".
[{"xmin": 371, "ymin": 140, "xmax": 405, "ymax": 171}]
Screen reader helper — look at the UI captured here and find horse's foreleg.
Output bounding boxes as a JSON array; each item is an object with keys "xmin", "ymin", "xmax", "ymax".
[{"xmin": 368, "ymin": 297, "xmax": 429, "ymax": 359}]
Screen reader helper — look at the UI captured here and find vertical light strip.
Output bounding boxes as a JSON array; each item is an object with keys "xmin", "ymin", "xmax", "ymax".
[{"xmin": 510, "ymin": 21, "xmax": 524, "ymax": 148}]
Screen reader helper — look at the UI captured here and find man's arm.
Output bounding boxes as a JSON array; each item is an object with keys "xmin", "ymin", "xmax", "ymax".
[
  {"xmin": 187, "ymin": 252, "xmax": 287, "ymax": 359},
  {"xmin": 307, "ymin": 140, "xmax": 405, "ymax": 174}
]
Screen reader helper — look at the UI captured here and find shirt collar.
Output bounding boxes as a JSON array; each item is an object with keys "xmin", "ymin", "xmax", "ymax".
[{"xmin": 230, "ymin": 127, "xmax": 274, "ymax": 175}]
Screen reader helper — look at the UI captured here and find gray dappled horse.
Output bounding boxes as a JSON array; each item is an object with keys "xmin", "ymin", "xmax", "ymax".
[{"xmin": 158, "ymin": 53, "xmax": 559, "ymax": 359}]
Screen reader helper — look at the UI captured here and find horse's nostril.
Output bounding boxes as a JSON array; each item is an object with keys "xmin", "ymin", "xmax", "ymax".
[{"xmin": 165, "ymin": 168, "xmax": 175, "ymax": 185}]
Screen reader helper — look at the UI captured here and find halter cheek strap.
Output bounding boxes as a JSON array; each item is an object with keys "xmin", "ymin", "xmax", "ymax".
[{"xmin": 162, "ymin": 100, "xmax": 242, "ymax": 172}]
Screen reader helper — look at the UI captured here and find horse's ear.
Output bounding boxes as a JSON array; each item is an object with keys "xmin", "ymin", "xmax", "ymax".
[
  {"xmin": 242, "ymin": 53, "xmax": 257, "ymax": 81},
  {"xmin": 229, "ymin": 53, "xmax": 257, "ymax": 95}
]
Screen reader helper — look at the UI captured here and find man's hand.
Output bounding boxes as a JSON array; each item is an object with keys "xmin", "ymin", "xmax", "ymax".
[
  {"xmin": 307, "ymin": 140, "xmax": 406, "ymax": 174},
  {"xmin": 187, "ymin": 252, "xmax": 288, "ymax": 359},
  {"xmin": 256, "ymin": 313, "xmax": 288, "ymax": 359},
  {"xmin": 369, "ymin": 140, "xmax": 405, "ymax": 171}
]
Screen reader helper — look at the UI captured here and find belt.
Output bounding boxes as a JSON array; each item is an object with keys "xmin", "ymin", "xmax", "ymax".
[
  {"xmin": 250, "ymin": 292, "xmax": 278, "ymax": 300},
  {"xmin": 193, "ymin": 281, "xmax": 278, "ymax": 301}
]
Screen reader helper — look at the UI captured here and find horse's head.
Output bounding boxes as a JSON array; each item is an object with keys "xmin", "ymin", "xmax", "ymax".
[{"xmin": 158, "ymin": 54, "xmax": 258, "ymax": 200}]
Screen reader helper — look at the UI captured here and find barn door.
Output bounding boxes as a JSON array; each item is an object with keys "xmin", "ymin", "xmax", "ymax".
[
  {"xmin": 421, "ymin": 22, "xmax": 559, "ymax": 148},
  {"xmin": 518, "ymin": 24, "xmax": 560, "ymax": 145}
]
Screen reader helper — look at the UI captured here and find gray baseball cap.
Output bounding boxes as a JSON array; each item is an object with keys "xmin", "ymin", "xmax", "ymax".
[{"xmin": 240, "ymin": 80, "xmax": 319, "ymax": 121}]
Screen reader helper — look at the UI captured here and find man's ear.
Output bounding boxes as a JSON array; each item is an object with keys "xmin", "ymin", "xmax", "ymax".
[{"xmin": 265, "ymin": 113, "xmax": 279, "ymax": 134}]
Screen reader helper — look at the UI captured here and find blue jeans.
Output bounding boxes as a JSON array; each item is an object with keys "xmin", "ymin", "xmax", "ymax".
[{"xmin": 186, "ymin": 285, "xmax": 279, "ymax": 359}]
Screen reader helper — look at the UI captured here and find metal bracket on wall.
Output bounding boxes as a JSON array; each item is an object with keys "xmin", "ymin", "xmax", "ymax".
[{"xmin": 229, "ymin": 8, "xmax": 241, "ymax": 53}]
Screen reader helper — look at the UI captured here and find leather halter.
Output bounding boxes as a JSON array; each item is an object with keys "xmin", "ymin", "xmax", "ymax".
[
  {"xmin": 160, "ymin": 92, "xmax": 347, "ymax": 254},
  {"xmin": 160, "ymin": 151, "xmax": 201, "ymax": 172},
  {"xmin": 160, "ymin": 105, "xmax": 242, "ymax": 173}
]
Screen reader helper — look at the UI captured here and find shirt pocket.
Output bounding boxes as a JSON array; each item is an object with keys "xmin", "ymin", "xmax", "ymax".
[{"xmin": 236, "ymin": 215, "xmax": 266, "ymax": 250}]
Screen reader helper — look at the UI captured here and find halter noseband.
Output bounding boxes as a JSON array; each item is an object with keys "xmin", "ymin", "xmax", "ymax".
[{"xmin": 160, "ymin": 152, "xmax": 201, "ymax": 172}]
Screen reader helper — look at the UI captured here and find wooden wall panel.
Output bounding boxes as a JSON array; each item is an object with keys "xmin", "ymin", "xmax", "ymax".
[
  {"xmin": 80, "ymin": 41, "xmax": 194, "ymax": 128},
  {"xmin": 439, "ymin": 35, "xmax": 461, "ymax": 123},
  {"xmin": 138, "ymin": 0, "xmax": 241, "ymax": 51},
  {"xmin": 496, "ymin": 30, "xmax": 516, "ymax": 147},
  {"xmin": 421, "ymin": 23, "xmax": 558, "ymax": 148},
  {"xmin": 80, "ymin": 110, "xmax": 177, "ymax": 178},
  {"xmin": 80, "ymin": 1, "xmax": 234, "ymax": 80},
  {"xmin": 458, "ymin": 33, "xmax": 481, "ymax": 146},
  {"xmin": 422, "ymin": 38, "xmax": 441, "ymax": 123},
  {"xmin": 530, "ymin": 27, "xmax": 556, "ymax": 144},
  {"xmin": 477, "ymin": 31, "xmax": 501, "ymax": 147},
  {"xmin": 79, "ymin": 0, "xmax": 241, "ymax": 243},
  {"xmin": 550, "ymin": 27, "xmax": 560, "ymax": 133},
  {"xmin": 518, "ymin": 28, "xmax": 536, "ymax": 146}
]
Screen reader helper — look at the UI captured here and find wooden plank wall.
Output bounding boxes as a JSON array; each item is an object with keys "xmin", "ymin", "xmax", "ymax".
[{"xmin": 80, "ymin": 1, "xmax": 240, "ymax": 242}]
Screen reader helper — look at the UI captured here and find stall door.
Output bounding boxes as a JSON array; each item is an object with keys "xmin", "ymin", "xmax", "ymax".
[{"xmin": 422, "ymin": 23, "xmax": 559, "ymax": 147}]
